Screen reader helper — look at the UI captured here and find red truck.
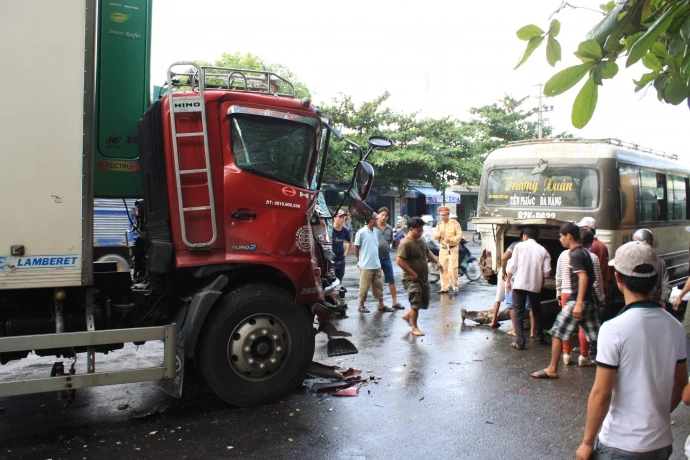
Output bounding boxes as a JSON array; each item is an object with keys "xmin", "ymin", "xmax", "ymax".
[{"xmin": 0, "ymin": 0, "xmax": 387, "ymax": 406}]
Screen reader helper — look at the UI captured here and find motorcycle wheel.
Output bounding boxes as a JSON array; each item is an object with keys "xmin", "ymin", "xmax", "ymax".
[
  {"xmin": 465, "ymin": 260, "xmax": 482, "ymax": 282},
  {"xmin": 472, "ymin": 232, "xmax": 481, "ymax": 244}
]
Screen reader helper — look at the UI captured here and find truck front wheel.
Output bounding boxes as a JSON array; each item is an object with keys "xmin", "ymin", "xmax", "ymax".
[{"xmin": 198, "ymin": 284, "xmax": 314, "ymax": 406}]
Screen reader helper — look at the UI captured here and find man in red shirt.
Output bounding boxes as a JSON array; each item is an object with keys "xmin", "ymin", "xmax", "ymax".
[{"xmin": 577, "ymin": 217, "xmax": 609, "ymax": 295}]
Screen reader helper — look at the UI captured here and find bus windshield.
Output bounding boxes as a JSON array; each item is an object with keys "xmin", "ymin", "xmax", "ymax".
[{"xmin": 486, "ymin": 167, "xmax": 599, "ymax": 208}]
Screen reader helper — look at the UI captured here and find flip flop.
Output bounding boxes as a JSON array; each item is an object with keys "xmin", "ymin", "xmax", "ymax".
[
  {"xmin": 489, "ymin": 323, "xmax": 501, "ymax": 328},
  {"xmin": 510, "ymin": 342, "xmax": 525, "ymax": 350},
  {"xmin": 391, "ymin": 303, "xmax": 405, "ymax": 310},
  {"xmin": 377, "ymin": 306, "xmax": 395, "ymax": 313},
  {"xmin": 531, "ymin": 369, "xmax": 558, "ymax": 379},
  {"xmin": 358, "ymin": 307, "xmax": 370, "ymax": 313}
]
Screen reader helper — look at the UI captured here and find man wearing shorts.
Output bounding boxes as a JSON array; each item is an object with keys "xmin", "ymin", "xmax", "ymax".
[
  {"xmin": 396, "ymin": 217, "xmax": 442, "ymax": 336},
  {"xmin": 489, "ymin": 237, "xmax": 520, "ymax": 328},
  {"xmin": 377, "ymin": 207, "xmax": 404, "ymax": 310},
  {"xmin": 532, "ymin": 222, "xmax": 598, "ymax": 379}
]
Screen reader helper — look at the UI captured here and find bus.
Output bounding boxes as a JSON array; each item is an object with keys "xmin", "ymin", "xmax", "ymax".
[{"xmin": 473, "ymin": 138, "xmax": 690, "ymax": 318}]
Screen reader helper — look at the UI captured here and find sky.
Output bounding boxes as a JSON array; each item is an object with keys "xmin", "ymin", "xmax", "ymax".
[{"xmin": 151, "ymin": 0, "xmax": 690, "ymax": 160}]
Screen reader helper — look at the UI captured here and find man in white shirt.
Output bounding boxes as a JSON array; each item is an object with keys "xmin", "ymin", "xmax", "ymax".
[
  {"xmin": 505, "ymin": 226, "xmax": 551, "ymax": 349},
  {"xmin": 575, "ymin": 241, "xmax": 687, "ymax": 460}
]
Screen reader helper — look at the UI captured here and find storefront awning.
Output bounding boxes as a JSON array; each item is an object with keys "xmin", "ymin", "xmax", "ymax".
[{"xmin": 413, "ymin": 187, "xmax": 461, "ymax": 204}]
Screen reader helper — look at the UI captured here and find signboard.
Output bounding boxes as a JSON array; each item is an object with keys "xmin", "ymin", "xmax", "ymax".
[{"xmin": 486, "ymin": 168, "xmax": 599, "ymax": 209}]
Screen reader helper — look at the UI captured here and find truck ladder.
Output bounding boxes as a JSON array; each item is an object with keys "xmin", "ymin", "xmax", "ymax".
[{"xmin": 166, "ymin": 62, "xmax": 218, "ymax": 249}]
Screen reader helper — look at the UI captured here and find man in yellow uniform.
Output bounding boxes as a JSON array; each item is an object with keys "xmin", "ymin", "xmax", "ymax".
[{"xmin": 434, "ymin": 206, "xmax": 463, "ymax": 294}]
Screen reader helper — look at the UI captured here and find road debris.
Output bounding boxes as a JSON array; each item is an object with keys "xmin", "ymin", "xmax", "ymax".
[
  {"xmin": 130, "ymin": 404, "xmax": 169, "ymax": 420},
  {"xmin": 419, "ymin": 396, "xmax": 425, "ymax": 402},
  {"xmin": 374, "ymin": 403, "xmax": 384, "ymax": 407},
  {"xmin": 332, "ymin": 386, "xmax": 359, "ymax": 397},
  {"xmin": 117, "ymin": 404, "xmax": 129, "ymax": 410}
]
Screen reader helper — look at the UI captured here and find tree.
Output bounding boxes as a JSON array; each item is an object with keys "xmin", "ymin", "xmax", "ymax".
[
  {"xmin": 317, "ymin": 93, "xmax": 481, "ymax": 201},
  {"xmin": 196, "ymin": 52, "xmax": 311, "ymax": 98},
  {"xmin": 516, "ymin": 1, "xmax": 690, "ymax": 128}
]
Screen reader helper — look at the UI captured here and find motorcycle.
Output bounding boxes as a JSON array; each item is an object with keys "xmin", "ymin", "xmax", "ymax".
[{"xmin": 427, "ymin": 239, "xmax": 481, "ymax": 284}]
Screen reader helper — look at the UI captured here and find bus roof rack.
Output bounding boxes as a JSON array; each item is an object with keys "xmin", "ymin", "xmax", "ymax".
[
  {"xmin": 167, "ymin": 63, "xmax": 296, "ymax": 98},
  {"xmin": 505, "ymin": 138, "xmax": 678, "ymax": 161}
]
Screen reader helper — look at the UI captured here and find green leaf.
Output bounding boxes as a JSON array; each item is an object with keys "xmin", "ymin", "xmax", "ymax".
[
  {"xmin": 600, "ymin": 1, "xmax": 616, "ymax": 13},
  {"xmin": 651, "ymin": 42, "xmax": 670, "ymax": 60},
  {"xmin": 546, "ymin": 36, "xmax": 562, "ymax": 66},
  {"xmin": 624, "ymin": 32, "xmax": 645, "ymax": 52},
  {"xmin": 664, "ymin": 76, "xmax": 689, "ymax": 104},
  {"xmin": 514, "ymin": 35, "xmax": 545, "ymax": 70},
  {"xmin": 516, "ymin": 24, "xmax": 545, "ymax": 41},
  {"xmin": 680, "ymin": 15, "xmax": 690, "ymax": 43},
  {"xmin": 572, "ymin": 75, "xmax": 599, "ymax": 129},
  {"xmin": 588, "ymin": 2, "xmax": 626, "ymax": 45},
  {"xmin": 642, "ymin": 52, "xmax": 663, "ymax": 71},
  {"xmin": 627, "ymin": 3, "xmax": 682, "ymax": 67},
  {"xmin": 574, "ymin": 39, "xmax": 603, "ymax": 62},
  {"xmin": 549, "ymin": 19, "xmax": 561, "ymax": 38},
  {"xmin": 654, "ymin": 73, "xmax": 668, "ymax": 99},
  {"xmin": 681, "ymin": 54, "xmax": 690, "ymax": 79},
  {"xmin": 633, "ymin": 71, "xmax": 660, "ymax": 91},
  {"xmin": 669, "ymin": 33, "xmax": 686, "ymax": 55},
  {"xmin": 593, "ymin": 63, "xmax": 603, "ymax": 86},
  {"xmin": 544, "ymin": 62, "xmax": 597, "ymax": 96},
  {"xmin": 601, "ymin": 60, "xmax": 619, "ymax": 79}
]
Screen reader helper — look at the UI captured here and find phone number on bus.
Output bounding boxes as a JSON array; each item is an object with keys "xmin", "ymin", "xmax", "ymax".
[{"xmin": 517, "ymin": 211, "xmax": 556, "ymax": 219}]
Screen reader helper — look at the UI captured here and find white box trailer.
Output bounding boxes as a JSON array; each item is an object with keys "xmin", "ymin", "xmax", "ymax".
[{"xmin": 0, "ymin": 1, "xmax": 94, "ymax": 290}]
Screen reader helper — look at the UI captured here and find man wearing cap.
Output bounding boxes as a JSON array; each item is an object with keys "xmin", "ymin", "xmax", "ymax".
[
  {"xmin": 332, "ymin": 209, "xmax": 353, "ymax": 282},
  {"xmin": 576, "ymin": 217, "xmax": 609, "ymax": 294},
  {"xmin": 575, "ymin": 241, "xmax": 687, "ymax": 460},
  {"xmin": 433, "ymin": 206, "xmax": 463, "ymax": 294},
  {"xmin": 633, "ymin": 229, "xmax": 671, "ymax": 307},
  {"xmin": 354, "ymin": 212, "xmax": 393, "ymax": 313},
  {"xmin": 397, "ymin": 217, "xmax": 443, "ymax": 336}
]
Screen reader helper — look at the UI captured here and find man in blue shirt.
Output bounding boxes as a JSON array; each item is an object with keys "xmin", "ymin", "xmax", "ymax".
[
  {"xmin": 331, "ymin": 209, "xmax": 353, "ymax": 282},
  {"xmin": 354, "ymin": 212, "xmax": 393, "ymax": 313}
]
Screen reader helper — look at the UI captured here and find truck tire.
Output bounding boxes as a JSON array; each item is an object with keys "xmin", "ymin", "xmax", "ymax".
[{"xmin": 198, "ymin": 283, "xmax": 314, "ymax": 407}]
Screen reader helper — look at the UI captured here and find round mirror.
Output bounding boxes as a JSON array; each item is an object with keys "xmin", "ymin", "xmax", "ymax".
[{"xmin": 368, "ymin": 136, "xmax": 393, "ymax": 148}]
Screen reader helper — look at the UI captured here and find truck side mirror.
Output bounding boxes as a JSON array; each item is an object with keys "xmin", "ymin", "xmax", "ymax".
[
  {"xmin": 352, "ymin": 161, "xmax": 374, "ymax": 201},
  {"xmin": 348, "ymin": 198, "xmax": 374, "ymax": 222}
]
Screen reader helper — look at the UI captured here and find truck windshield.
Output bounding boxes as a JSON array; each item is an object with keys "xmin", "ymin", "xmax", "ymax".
[
  {"xmin": 231, "ymin": 114, "xmax": 316, "ymax": 189},
  {"xmin": 486, "ymin": 167, "xmax": 599, "ymax": 208}
]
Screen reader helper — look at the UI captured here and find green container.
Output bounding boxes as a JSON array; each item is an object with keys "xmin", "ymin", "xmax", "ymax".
[{"xmin": 93, "ymin": 0, "xmax": 152, "ymax": 198}]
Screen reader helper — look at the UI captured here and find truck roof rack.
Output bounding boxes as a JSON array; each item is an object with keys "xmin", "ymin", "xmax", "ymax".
[
  {"xmin": 505, "ymin": 138, "xmax": 678, "ymax": 161},
  {"xmin": 168, "ymin": 62, "xmax": 296, "ymax": 97}
]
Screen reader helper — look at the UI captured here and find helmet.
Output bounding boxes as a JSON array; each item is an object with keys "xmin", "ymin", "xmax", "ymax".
[
  {"xmin": 421, "ymin": 215, "xmax": 433, "ymax": 224},
  {"xmin": 449, "ymin": 214, "xmax": 458, "ymax": 219}
]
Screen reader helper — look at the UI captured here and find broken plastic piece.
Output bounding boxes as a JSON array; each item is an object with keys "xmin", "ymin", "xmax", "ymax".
[
  {"xmin": 117, "ymin": 404, "xmax": 129, "ymax": 410},
  {"xmin": 310, "ymin": 381, "xmax": 353, "ymax": 393},
  {"xmin": 343, "ymin": 368, "xmax": 362, "ymax": 379},
  {"xmin": 332, "ymin": 386, "xmax": 358, "ymax": 397},
  {"xmin": 307, "ymin": 362, "xmax": 345, "ymax": 380}
]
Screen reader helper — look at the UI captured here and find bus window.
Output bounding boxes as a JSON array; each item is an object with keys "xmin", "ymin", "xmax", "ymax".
[
  {"xmin": 668, "ymin": 175, "xmax": 687, "ymax": 220},
  {"xmin": 618, "ymin": 166, "xmax": 639, "ymax": 226},
  {"xmin": 640, "ymin": 170, "xmax": 665, "ymax": 221},
  {"xmin": 485, "ymin": 167, "xmax": 598, "ymax": 209}
]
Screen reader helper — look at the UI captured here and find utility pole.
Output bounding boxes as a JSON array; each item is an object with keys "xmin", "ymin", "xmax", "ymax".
[{"xmin": 532, "ymin": 83, "xmax": 553, "ymax": 139}]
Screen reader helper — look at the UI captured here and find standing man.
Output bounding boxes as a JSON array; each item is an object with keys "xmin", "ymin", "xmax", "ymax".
[
  {"xmin": 505, "ymin": 226, "xmax": 551, "ymax": 349},
  {"xmin": 489, "ymin": 237, "xmax": 520, "ymax": 328},
  {"xmin": 377, "ymin": 207, "xmax": 404, "ymax": 310},
  {"xmin": 354, "ymin": 212, "xmax": 393, "ymax": 313},
  {"xmin": 331, "ymin": 209, "xmax": 353, "ymax": 283},
  {"xmin": 575, "ymin": 241, "xmax": 687, "ymax": 460},
  {"xmin": 531, "ymin": 223, "xmax": 598, "ymax": 378},
  {"xmin": 633, "ymin": 229, "xmax": 671, "ymax": 306},
  {"xmin": 577, "ymin": 217, "xmax": 609, "ymax": 294},
  {"xmin": 434, "ymin": 206, "xmax": 463, "ymax": 294},
  {"xmin": 397, "ymin": 217, "xmax": 443, "ymax": 336}
]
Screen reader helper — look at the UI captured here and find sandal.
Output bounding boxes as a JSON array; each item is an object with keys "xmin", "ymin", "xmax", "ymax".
[
  {"xmin": 377, "ymin": 306, "xmax": 395, "ymax": 313},
  {"xmin": 489, "ymin": 322, "xmax": 501, "ymax": 328},
  {"xmin": 531, "ymin": 369, "xmax": 558, "ymax": 379},
  {"xmin": 358, "ymin": 307, "xmax": 370, "ymax": 313},
  {"xmin": 391, "ymin": 303, "xmax": 405, "ymax": 310},
  {"xmin": 510, "ymin": 342, "xmax": 525, "ymax": 350}
]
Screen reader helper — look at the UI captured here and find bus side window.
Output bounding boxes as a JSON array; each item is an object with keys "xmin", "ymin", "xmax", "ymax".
[
  {"xmin": 618, "ymin": 166, "xmax": 639, "ymax": 226},
  {"xmin": 668, "ymin": 175, "xmax": 687, "ymax": 221},
  {"xmin": 640, "ymin": 169, "xmax": 663, "ymax": 222}
]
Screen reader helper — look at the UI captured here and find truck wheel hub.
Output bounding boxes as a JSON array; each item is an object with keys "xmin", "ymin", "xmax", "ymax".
[{"xmin": 227, "ymin": 314, "xmax": 288, "ymax": 380}]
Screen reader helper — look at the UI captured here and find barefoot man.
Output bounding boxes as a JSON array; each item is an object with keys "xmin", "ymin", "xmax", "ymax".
[{"xmin": 397, "ymin": 217, "xmax": 443, "ymax": 336}]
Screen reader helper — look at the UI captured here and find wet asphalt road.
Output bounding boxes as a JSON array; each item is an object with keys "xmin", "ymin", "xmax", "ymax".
[{"xmin": 2, "ymin": 242, "xmax": 690, "ymax": 459}]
